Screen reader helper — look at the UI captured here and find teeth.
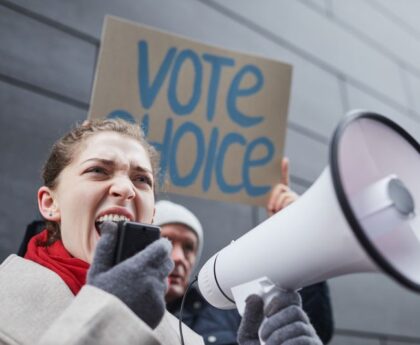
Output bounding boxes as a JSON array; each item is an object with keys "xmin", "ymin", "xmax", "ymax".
[{"xmin": 96, "ymin": 214, "xmax": 130, "ymax": 223}]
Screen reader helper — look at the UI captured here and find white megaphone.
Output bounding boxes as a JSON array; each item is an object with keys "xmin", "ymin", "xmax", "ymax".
[{"xmin": 198, "ymin": 110, "xmax": 420, "ymax": 315}]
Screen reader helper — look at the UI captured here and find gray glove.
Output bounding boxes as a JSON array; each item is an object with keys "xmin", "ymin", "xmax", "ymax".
[
  {"xmin": 238, "ymin": 291, "xmax": 323, "ymax": 345},
  {"xmin": 237, "ymin": 294, "xmax": 264, "ymax": 345},
  {"xmin": 87, "ymin": 221, "xmax": 174, "ymax": 329}
]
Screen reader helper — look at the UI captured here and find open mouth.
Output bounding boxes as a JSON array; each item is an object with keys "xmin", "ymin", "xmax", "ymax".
[{"xmin": 95, "ymin": 214, "xmax": 131, "ymax": 234}]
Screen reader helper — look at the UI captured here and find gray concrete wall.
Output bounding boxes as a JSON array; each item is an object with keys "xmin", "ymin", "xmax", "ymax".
[{"xmin": 0, "ymin": 0, "xmax": 419, "ymax": 343}]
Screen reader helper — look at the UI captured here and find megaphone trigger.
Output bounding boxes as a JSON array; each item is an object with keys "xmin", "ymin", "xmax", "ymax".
[
  {"xmin": 231, "ymin": 277, "xmax": 299, "ymax": 345},
  {"xmin": 231, "ymin": 277, "xmax": 278, "ymax": 316}
]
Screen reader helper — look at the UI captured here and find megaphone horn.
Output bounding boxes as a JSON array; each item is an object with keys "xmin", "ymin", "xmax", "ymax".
[{"xmin": 198, "ymin": 110, "xmax": 420, "ymax": 312}]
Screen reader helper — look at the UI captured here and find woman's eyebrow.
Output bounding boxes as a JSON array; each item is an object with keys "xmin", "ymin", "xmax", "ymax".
[
  {"xmin": 132, "ymin": 165, "xmax": 153, "ymax": 175},
  {"xmin": 81, "ymin": 158, "xmax": 115, "ymax": 166},
  {"xmin": 81, "ymin": 158, "xmax": 152, "ymax": 175}
]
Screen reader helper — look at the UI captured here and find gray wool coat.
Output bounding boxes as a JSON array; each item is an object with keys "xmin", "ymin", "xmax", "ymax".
[{"xmin": 0, "ymin": 255, "xmax": 204, "ymax": 345}]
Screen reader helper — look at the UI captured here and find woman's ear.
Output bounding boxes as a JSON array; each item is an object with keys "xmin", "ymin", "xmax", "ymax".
[{"xmin": 38, "ymin": 186, "xmax": 60, "ymax": 222}]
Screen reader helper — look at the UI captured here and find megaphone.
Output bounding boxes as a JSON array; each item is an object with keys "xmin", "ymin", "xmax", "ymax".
[{"xmin": 198, "ymin": 110, "xmax": 420, "ymax": 313}]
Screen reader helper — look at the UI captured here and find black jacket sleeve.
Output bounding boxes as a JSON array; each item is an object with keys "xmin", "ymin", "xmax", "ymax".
[{"xmin": 300, "ymin": 282, "xmax": 334, "ymax": 344}]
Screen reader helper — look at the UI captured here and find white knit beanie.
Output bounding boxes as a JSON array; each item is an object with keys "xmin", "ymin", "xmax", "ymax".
[{"xmin": 154, "ymin": 200, "xmax": 204, "ymax": 266}]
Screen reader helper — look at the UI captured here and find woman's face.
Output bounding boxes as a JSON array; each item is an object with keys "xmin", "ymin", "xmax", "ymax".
[{"xmin": 46, "ymin": 131, "xmax": 155, "ymax": 263}]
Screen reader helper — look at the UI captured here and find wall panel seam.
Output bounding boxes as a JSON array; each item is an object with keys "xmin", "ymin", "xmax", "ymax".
[
  {"xmin": 201, "ymin": 0, "xmax": 420, "ymax": 124},
  {"xmin": 0, "ymin": 0, "xmax": 99, "ymax": 46},
  {"xmin": 367, "ymin": 0, "xmax": 420, "ymax": 42},
  {"xmin": 288, "ymin": 122, "xmax": 329, "ymax": 145},
  {"xmin": 335, "ymin": 328, "xmax": 420, "ymax": 344},
  {"xmin": 290, "ymin": 175, "xmax": 312, "ymax": 189},
  {"xmin": 296, "ymin": 0, "xmax": 328, "ymax": 17},
  {"xmin": 298, "ymin": 0, "xmax": 420, "ymax": 98},
  {"xmin": 399, "ymin": 62, "xmax": 416, "ymax": 112},
  {"xmin": 0, "ymin": 73, "xmax": 89, "ymax": 110},
  {"xmin": 337, "ymin": 74, "xmax": 349, "ymax": 114}
]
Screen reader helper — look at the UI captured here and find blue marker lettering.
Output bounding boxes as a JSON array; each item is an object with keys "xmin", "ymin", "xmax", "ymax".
[
  {"xmin": 215, "ymin": 132, "xmax": 246, "ymax": 193},
  {"xmin": 202, "ymin": 53, "xmax": 235, "ymax": 122},
  {"xmin": 170, "ymin": 122, "xmax": 205, "ymax": 186},
  {"xmin": 138, "ymin": 41, "xmax": 176, "ymax": 109},
  {"xmin": 168, "ymin": 50, "xmax": 202, "ymax": 115},
  {"xmin": 227, "ymin": 64, "xmax": 264, "ymax": 127},
  {"xmin": 243, "ymin": 137, "xmax": 274, "ymax": 196}
]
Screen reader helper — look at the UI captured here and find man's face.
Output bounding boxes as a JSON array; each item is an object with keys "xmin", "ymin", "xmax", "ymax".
[
  {"xmin": 161, "ymin": 223, "xmax": 198, "ymax": 303},
  {"xmin": 46, "ymin": 132, "xmax": 155, "ymax": 263}
]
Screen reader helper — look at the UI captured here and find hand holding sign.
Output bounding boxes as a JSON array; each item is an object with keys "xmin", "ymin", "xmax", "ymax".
[{"xmin": 266, "ymin": 157, "xmax": 299, "ymax": 217}]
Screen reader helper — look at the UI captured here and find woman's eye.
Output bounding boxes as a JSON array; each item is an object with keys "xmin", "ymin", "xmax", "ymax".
[
  {"xmin": 133, "ymin": 175, "xmax": 153, "ymax": 187},
  {"xmin": 86, "ymin": 166, "xmax": 108, "ymax": 175}
]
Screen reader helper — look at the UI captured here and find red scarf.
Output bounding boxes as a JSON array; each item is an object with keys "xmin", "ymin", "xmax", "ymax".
[{"xmin": 25, "ymin": 229, "xmax": 89, "ymax": 295}]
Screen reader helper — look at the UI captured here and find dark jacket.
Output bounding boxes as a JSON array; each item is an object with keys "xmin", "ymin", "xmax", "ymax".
[{"xmin": 168, "ymin": 282, "xmax": 333, "ymax": 345}]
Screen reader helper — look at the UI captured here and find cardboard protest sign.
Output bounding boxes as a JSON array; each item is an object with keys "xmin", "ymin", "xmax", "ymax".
[{"xmin": 89, "ymin": 16, "xmax": 292, "ymax": 206}]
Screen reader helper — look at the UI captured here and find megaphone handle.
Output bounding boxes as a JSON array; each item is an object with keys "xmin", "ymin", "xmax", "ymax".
[
  {"xmin": 257, "ymin": 285, "xmax": 285, "ymax": 345},
  {"xmin": 231, "ymin": 277, "xmax": 290, "ymax": 344}
]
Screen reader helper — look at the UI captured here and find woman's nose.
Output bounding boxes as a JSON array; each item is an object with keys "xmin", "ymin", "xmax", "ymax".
[{"xmin": 109, "ymin": 176, "xmax": 135, "ymax": 200}]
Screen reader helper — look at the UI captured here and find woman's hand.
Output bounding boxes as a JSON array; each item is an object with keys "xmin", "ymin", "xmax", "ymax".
[
  {"xmin": 238, "ymin": 291, "xmax": 322, "ymax": 345},
  {"xmin": 237, "ymin": 294, "xmax": 264, "ymax": 345},
  {"xmin": 87, "ymin": 221, "xmax": 174, "ymax": 329}
]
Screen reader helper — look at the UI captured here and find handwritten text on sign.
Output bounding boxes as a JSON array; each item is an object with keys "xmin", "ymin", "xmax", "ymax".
[{"xmin": 89, "ymin": 17, "xmax": 291, "ymax": 206}]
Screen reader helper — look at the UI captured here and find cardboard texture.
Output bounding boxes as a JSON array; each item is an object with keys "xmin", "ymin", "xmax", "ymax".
[{"xmin": 89, "ymin": 16, "xmax": 292, "ymax": 206}]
